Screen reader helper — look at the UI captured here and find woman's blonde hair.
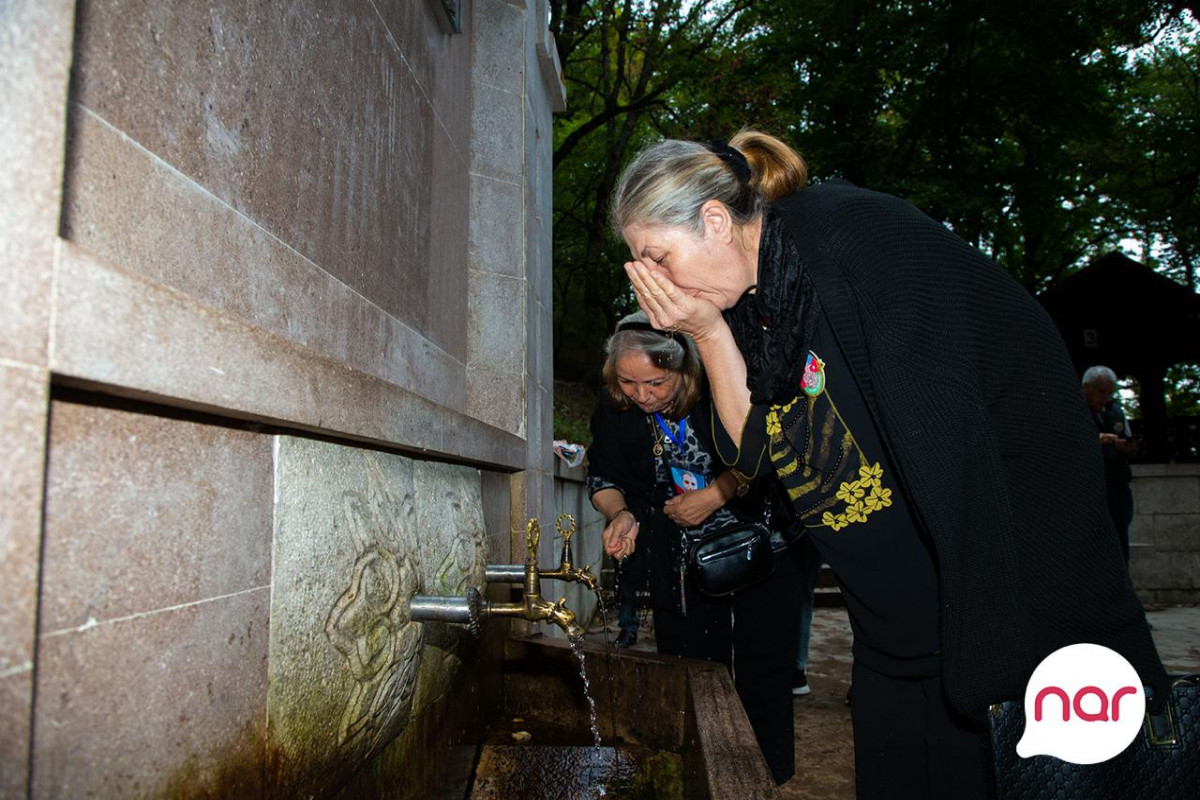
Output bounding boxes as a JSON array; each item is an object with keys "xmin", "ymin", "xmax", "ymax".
[
  {"xmin": 611, "ymin": 130, "xmax": 807, "ymax": 236},
  {"xmin": 600, "ymin": 311, "xmax": 704, "ymax": 419}
]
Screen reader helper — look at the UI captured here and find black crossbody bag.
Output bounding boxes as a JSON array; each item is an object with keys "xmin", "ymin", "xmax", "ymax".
[
  {"xmin": 688, "ymin": 518, "xmax": 775, "ymax": 596},
  {"xmin": 651, "ymin": 416, "xmax": 776, "ymax": 597}
]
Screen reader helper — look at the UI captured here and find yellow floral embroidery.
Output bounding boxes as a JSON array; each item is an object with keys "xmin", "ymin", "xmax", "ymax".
[
  {"xmin": 822, "ymin": 510, "xmax": 848, "ymax": 531},
  {"xmin": 765, "ymin": 410, "xmax": 782, "ymax": 437},
  {"xmin": 835, "ymin": 480, "xmax": 865, "ymax": 504},
  {"xmin": 819, "ymin": 461, "xmax": 890, "ymax": 531},
  {"xmin": 865, "ymin": 485, "xmax": 892, "ymax": 512},
  {"xmin": 764, "ymin": 380, "xmax": 891, "ymax": 533}
]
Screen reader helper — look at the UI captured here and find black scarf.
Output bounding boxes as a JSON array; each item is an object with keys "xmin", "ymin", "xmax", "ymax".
[{"xmin": 722, "ymin": 206, "xmax": 819, "ymax": 405}]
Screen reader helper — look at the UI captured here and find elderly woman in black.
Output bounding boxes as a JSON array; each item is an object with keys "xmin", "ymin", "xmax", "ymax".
[
  {"xmin": 586, "ymin": 311, "xmax": 802, "ymax": 785},
  {"xmin": 610, "ymin": 130, "xmax": 1166, "ymax": 799}
]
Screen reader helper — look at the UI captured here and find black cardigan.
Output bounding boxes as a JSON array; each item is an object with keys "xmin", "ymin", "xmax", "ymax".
[
  {"xmin": 586, "ymin": 395, "xmax": 776, "ymax": 534},
  {"xmin": 770, "ymin": 181, "xmax": 1166, "ymax": 714},
  {"xmin": 587, "ymin": 395, "xmax": 726, "ymax": 522}
]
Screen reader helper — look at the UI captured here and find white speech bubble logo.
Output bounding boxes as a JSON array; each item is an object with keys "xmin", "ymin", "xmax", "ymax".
[{"xmin": 1015, "ymin": 643, "xmax": 1145, "ymax": 764}]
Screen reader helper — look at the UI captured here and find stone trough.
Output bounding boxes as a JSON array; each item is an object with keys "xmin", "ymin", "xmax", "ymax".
[{"xmin": 443, "ymin": 636, "xmax": 780, "ymax": 800}]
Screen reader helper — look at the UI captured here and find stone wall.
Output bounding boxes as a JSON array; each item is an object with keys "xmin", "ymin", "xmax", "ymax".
[
  {"xmin": 1130, "ymin": 464, "xmax": 1200, "ymax": 605},
  {"xmin": 0, "ymin": 1, "xmax": 568, "ymax": 797}
]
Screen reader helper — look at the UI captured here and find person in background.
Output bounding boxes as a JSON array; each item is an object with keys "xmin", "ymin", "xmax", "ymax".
[
  {"xmin": 586, "ymin": 311, "xmax": 803, "ymax": 785},
  {"xmin": 1083, "ymin": 365, "xmax": 1139, "ymax": 562},
  {"xmin": 611, "ymin": 129, "xmax": 1165, "ymax": 798}
]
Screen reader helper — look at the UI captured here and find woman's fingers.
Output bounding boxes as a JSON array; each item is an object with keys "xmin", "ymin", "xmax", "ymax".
[
  {"xmin": 602, "ymin": 516, "xmax": 639, "ymax": 559},
  {"xmin": 602, "ymin": 524, "xmax": 624, "ymax": 555},
  {"xmin": 624, "ymin": 262, "xmax": 664, "ymax": 323},
  {"xmin": 607, "ymin": 535, "xmax": 632, "ymax": 559},
  {"xmin": 648, "ymin": 269, "xmax": 685, "ymax": 305},
  {"xmin": 625, "ymin": 261, "xmax": 688, "ymax": 331}
]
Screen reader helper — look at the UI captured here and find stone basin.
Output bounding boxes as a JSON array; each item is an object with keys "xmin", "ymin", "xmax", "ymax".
[{"xmin": 451, "ymin": 636, "xmax": 780, "ymax": 800}]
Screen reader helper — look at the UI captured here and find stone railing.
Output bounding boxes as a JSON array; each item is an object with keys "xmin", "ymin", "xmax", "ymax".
[{"xmin": 1129, "ymin": 464, "xmax": 1200, "ymax": 604}]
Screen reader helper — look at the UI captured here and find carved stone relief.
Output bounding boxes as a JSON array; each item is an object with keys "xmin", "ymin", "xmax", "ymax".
[
  {"xmin": 269, "ymin": 436, "xmax": 424, "ymax": 795},
  {"xmin": 414, "ymin": 460, "xmax": 488, "ymax": 596},
  {"xmin": 323, "ymin": 471, "xmax": 422, "ymax": 755},
  {"xmin": 411, "ymin": 460, "xmax": 488, "ymax": 709}
]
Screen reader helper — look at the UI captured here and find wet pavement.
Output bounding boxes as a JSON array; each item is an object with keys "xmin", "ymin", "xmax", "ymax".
[{"xmin": 587, "ymin": 602, "xmax": 1200, "ymax": 799}]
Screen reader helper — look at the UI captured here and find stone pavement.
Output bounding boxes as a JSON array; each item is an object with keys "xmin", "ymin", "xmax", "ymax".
[{"xmin": 589, "ymin": 602, "xmax": 1200, "ymax": 799}]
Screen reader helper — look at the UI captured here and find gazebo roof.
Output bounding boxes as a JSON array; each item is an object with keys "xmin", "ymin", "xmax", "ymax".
[{"xmin": 1039, "ymin": 252, "xmax": 1200, "ymax": 377}]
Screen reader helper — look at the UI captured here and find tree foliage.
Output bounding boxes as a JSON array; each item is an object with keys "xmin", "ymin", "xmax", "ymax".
[
  {"xmin": 1100, "ymin": 22, "xmax": 1200, "ymax": 289},
  {"xmin": 550, "ymin": 0, "xmax": 1200, "ymax": 383},
  {"xmin": 714, "ymin": 1, "xmax": 1191, "ymax": 292},
  {"xmin": 549, "ymin": 0, "xmax": 755, "ymax": 382}
]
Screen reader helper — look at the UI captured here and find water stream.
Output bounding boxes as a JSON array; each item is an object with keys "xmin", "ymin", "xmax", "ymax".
[
  {"xmin": 592, "ymin": 582, "xmax": 624, "ymax": 755},
  {"xmin": 568, "ymin": 633, "xmax": 603, "ymax": 754}
]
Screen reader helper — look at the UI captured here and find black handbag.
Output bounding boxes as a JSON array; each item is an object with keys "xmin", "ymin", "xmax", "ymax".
[
  {"xmin": 688, "ymin": 521, "xmax": 775, "ymax": 597},
  {"xmin": 987, "ymin": 674, "xmax": 1200, "ymax": 799},
  {"xmin": 648, "ymin": 419, "xmax": 776, "ymax": 597}
]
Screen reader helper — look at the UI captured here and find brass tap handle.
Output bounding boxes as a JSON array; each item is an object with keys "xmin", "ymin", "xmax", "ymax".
[
  {"xmin": 526, "ymin": 517, "xmax": 541, "ymax": 552},
  {"xmin": 554, "ymin": 513, "xmax": 576, "ymax": 544}
]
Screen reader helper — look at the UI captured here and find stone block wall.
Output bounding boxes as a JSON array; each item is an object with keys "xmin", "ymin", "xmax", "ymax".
[
  {"xmin": 1, "ymin": 1, "xmax": 75, "ymax": 795},
  {"xmin": 35, "ymin": 398, "xmax": 275, "ymax": 798},
  {"xmin": 1130, "ymin": 464, "xmax": 1200, "ymax": 605},
  {"xmin": 1, "ymin": 0, "xmax": 568, "ymax": 797},
  {"xmin": 33, "ymin": 400, "xmax": 504, "ymax": 798}
]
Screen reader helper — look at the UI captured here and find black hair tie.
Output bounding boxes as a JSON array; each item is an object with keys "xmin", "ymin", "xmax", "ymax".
[{"xmin": 707, "ymin": 140, "xmax": 752, "ymax": 183}]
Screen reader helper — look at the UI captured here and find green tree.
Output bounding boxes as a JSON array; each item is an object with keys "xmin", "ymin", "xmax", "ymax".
[
  {"xmin": 1100, "ymin": 21, "xmax": 1200, "ymax": 290},
  {"xmin": 550, "ymin": 0, "xmax": 754, "ymax": 382},
  {"xmin": 718, "ymin": 0, "xmax": 1191, "ymax": 291},
  {"xmin": 551, "ymin": 0, "xmax": 1200, "ymax": 389}
]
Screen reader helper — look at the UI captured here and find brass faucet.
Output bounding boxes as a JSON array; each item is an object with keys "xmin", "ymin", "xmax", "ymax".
[
  {"xmin": 409, "ymin": 517, "xmax": 585, "ymax": 639},
  {"xmin": 534, "ymin": 514, "xmax": 598, "ymax": 592},
  {"xmin": 483, "ymin": 517, "xmax": 584, "ymax": 638},
  {"xmin": 484, "ymin": 513, "xmax": 598, "ymax": 593}
]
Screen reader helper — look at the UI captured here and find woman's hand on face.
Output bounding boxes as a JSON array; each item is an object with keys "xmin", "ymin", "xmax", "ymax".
[
  {"xmin": 625, "ymin": 261, "xmax": 723, "ymax": 342},
  {"xmin": 602, "ymin": 512, "xmax": 639, "ymax": 560},
  {"xmin": 663, "ymin": 487, "xmax": 723, "ymax": 528}
]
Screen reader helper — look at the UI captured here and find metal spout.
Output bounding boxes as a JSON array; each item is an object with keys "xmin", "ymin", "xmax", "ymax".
[
  {"xmin": 484, "ymin": 563, "xmax": 525, "ymax": 583},
  {"xmin": 408, "ymin": 517, "xmax": 585, "ymax": 639},
  {"xmin": 409, "ymin": 587, "xmax": 484, "ymax": 635},
  {"xmin": 485, "ymin": 513, "xmax": 598, "ymax": 593},
  {"xmin": 482, "ymin": 592, "xmax": 583, "ymax": 639}
]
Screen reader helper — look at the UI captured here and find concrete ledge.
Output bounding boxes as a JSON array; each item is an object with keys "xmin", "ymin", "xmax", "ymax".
[
  {"xmin": 553, "ymin": 458, "xmax": 587, "ymax": 483},
  {"xmin": 537, "ymin": 26, "xmax": 567, "ymax": 112},
  {"xmin": 1138, "ymin": 589, "xmax": 1200, "ymax": 605},
  {"xmin": 1132, "ymin": 463, "xmax": 1200, "ymax": 478},
  {"xmin": 51, "ymin": 240, "xmax": 526, "ymax": 470}
]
